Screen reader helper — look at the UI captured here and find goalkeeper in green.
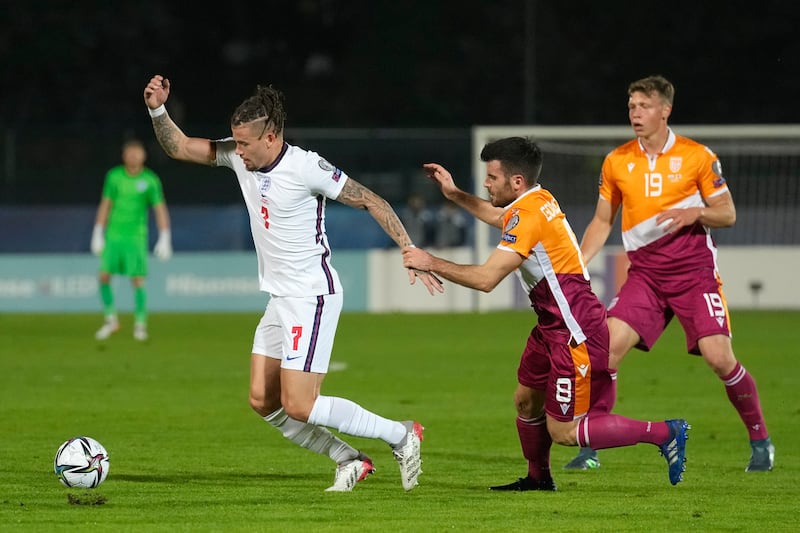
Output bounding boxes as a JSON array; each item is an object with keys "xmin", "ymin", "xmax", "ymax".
[{"xmin": 91, "ymin": 139, "xmax": 172, "ymax": 341}]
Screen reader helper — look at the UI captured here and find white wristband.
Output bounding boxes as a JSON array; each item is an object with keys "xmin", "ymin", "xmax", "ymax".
[{"xmin": 148, "ymin": 105, "xmax": 166, "ymax": 118}]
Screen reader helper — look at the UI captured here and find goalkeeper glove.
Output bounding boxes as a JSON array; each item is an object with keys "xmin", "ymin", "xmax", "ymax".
[
  {"xmin": 154, "ymin": 229, "xmax": 173, "ymax": 260},
  {"xmin": 90, "ymin": 224, "xmax": 105, "ymax": 255}
]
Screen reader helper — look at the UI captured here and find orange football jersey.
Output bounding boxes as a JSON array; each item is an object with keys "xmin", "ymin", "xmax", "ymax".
[
  {"xmin": 599, "ymin": 129, "xmax": 729, "ymax": 273},
  {"xmin": 499, "ymin": 186, "xmax": 605, "ymax": 344}
]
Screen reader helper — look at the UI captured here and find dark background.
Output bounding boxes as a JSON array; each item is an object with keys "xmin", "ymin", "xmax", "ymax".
[
  {"xmin": 2, "ymin": 0, "xmax": 799, "ymax": 208},
  {"xmin": 5, "ymin": 0, "xmax": 800, "ymax": 129}
]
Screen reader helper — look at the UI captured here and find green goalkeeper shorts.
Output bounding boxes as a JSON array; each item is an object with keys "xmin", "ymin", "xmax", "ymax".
[{"xmin": 100, "ymin": 238, "xmax": 148, "ymax": 277}]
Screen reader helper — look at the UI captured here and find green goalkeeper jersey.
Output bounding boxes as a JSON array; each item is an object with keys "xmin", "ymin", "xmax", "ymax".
[{"xmin": 102, "ymin": 165, "xmax": 165, "ymax": 243}]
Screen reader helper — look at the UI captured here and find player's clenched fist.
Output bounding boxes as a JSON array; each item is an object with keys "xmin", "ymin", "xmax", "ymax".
[{"xmin": 144, "ymin": 75, "xmax": 170, "ymax": 109}]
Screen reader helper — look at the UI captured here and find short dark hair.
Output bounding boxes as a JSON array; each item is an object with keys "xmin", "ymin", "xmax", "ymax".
[
  {"xmin": 231, "ymin": 84, "xmax": 286, "ymax": 135},
  {"xmin": 121, "ymin": 138, "xmax": 145, "ymax": 155},
  {"xmin": 480, "ymin": 136, "xmax": 543, "ymax": 186},
  {"xmin": 629, "ymin": 75, "xmax": 674, "ymax": 106}
]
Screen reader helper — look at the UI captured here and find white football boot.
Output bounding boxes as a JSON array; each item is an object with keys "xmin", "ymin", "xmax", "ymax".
[
  {"xmin": 392, "ymin": 421, "xmax": 424, "ymax": 491},
  {"xmin": 95, "ymin": 316, "xmax": 119, "ymax": 340},
  {"xmin": 325, "ymin": 454, "xmax": 375, "ymax": 492}
]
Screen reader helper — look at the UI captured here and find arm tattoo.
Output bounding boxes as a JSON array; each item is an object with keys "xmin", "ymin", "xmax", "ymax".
[
  {"xmin": 336, "ymin": 178, "xmax": 369, "ymax": 207},
  {"xmin": 152, "ymin": 114, "xmax": 181, "ymax": 157},
  {"xmin": 338, "ymin": 179, "xmax": 413, "ymax": 248}
]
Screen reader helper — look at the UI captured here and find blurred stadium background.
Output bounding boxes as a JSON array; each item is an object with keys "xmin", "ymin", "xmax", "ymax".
[{"xmin": 2, "ymin": 1, "xmax": 799, "ymax": 313}]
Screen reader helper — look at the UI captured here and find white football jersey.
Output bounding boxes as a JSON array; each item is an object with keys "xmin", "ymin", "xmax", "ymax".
[{"xmin": 215, "ymin": 140, "xmax": 348, "ymax": 297}]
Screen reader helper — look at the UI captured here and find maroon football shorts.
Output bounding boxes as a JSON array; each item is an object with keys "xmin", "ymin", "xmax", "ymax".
[
  {"xmin": 517, "ymin": 324, "xmax": 614, "ymax": 422},
  {"xmin": 608, "ymin": 266, "xmax": 731, "ymax": 355}
]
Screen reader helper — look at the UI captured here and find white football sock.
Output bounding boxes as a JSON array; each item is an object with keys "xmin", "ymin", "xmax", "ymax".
[{"xmin": 307, "ymin": 395, "xmax": 407, "ymax": 446}]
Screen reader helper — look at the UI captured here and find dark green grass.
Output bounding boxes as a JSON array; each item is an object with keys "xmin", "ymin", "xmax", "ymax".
[{"xmin": 0, "ymin": 310, "xmax": 797, "ymax": 532}]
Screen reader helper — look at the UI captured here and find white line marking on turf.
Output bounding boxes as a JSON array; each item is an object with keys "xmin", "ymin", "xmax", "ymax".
[{"xmin": 328, "ymin": 361, "xmax": 348, "ymax": 372}]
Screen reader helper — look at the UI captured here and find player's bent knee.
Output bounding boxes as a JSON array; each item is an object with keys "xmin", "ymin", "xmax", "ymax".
[
  {"xmin": 514, "ymin": 388, "xmax": 544, "ymax": 418},
  {"xmin": 547, "ymin": 419, "xmax": 578, "ymax": 446},
  {"xmin": 249, "ymin": 394, "xmax": 280, "ymax": 417},
  {"xmin": 249, "ymin": 395, "xmax": 269, "ymax": 417},
  {"xmin": 281, "ymin": 400, "xmax": 312, "ymax": 423},
  {"xmin": 549, "ymin": 430, "xmax": 575, "ymax": 446},
  {"xmin": 700, "ymin": 348, "xmax": 736, "ymax": 373}
]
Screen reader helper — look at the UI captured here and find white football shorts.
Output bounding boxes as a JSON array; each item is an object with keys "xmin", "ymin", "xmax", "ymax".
[{"xmin": 252, "ymin": 293, "xmax": 343, "ymax": 373}]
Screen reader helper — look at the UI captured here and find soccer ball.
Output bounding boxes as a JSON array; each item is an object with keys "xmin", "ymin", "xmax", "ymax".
[{"xmin": 54, "ymin": 436, "xmax": 110, "ymax": 488}]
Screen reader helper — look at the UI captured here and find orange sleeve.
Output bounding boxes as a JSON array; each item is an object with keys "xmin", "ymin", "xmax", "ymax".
[
  {"xmin": 696, "ymin": 147, "xmax": 729, "ymax": 198},
  {"xmin": 598, "ymin": 154, "xmax": 621, "ymax": 206},
  {"xmin": 501, "ymin": 206, "xmax": 540, "ymax": 258}
]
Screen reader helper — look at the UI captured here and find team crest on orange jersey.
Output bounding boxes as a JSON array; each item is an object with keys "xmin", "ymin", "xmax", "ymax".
[
  {"xmin": 669, "ymin": 157, "xmax": 682, "ymax": 173},
  {"xmin": 502, "ymin": 210, "xmax": 520, "ymax": 244},
  {"xmin": 505, "ymin": 210, "xmax": 520, "ymax": 232},
  {"xmin": 712, "ymin": 160, "xmax": 726, "ymax": 187}
]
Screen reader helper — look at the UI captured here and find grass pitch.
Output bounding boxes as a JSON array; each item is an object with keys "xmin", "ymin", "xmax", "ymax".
[{"xmin": 0, "ymin": 310, "xmax": 797, "ymax": 532}]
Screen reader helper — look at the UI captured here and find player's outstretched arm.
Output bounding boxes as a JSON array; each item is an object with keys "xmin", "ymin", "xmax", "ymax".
[
  {"xmin": 143, "ymin": 75, "xmax": 216, "ymax": 166},
  {"xmin": 403, "ymin": 246, "xmax": 521, "ymax": 293},
  {"xmin": 337, "ymin": 178, "xmax": 413, "ymax": 246},
  {"xmin": 336, "ymin": 178, "xmax": 443, "ymax": 295},
  {"xmin": 423, "ymin": 163, "xmax": 505, "ymax": 228},
  {"xmin": 580, "ymin": 197, "xmax": 617, "ymax": 264}
]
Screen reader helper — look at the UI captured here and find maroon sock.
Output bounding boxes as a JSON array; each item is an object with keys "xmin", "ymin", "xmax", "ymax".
[
  {"xmin": 721, "ymin": 362, "xmax": 769, "ymax": 440},
  {"xmin": 516, "ymin": 415, "xmax": 552, "ymax": 481},
  {"xmin": 576, "ymin": 413, "xmax": 670, "ymax": 449}
]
